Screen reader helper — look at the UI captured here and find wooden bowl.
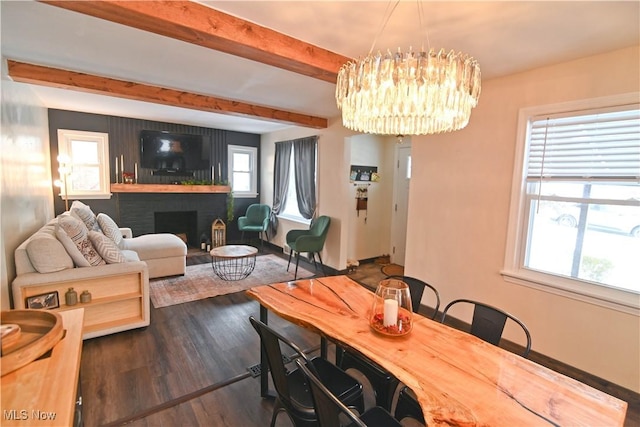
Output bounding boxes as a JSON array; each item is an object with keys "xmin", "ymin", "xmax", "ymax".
[{"xmin": 1, "ymin": 310, "xmax": 64, "ymax": 376}]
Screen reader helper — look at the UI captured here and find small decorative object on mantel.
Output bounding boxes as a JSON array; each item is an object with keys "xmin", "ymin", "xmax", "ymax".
[
  {"xmin": 369, "ymin": 278, "xmax": 413, "ymax": 337},
  {"xmin": 123, "ymin": 172, "xmax": 135, "ymax": 184}
]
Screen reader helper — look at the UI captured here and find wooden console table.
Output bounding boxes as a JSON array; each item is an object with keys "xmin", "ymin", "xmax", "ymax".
[
  {"xmin": 1, "ymin": 309, "xmax": 84, "ymax": 427},
  {"xmin": 111, "ymin": 183, "xmax": 230, "ymax": 193}
]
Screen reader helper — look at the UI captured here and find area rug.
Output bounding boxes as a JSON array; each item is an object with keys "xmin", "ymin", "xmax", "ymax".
[
  {"xmin": 150, "ymin": 254, "xmax": 315, "ymax": 308},
  {"xmin": 380, "ymin": 263, "xmax": 404, "ymax": 276}
]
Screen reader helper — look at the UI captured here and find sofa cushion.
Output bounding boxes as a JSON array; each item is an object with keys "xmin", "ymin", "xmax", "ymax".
[
  {"xmin": 25, "ymin": 233, "xmax": 74, "ymax": 273},
  {"xmin": 70, "ymin": 200, "xmax": 101, "ymax": 232},
  {"xmin": 56, "ymin": 215, "xmax": 106, "ymax": 267},
  {"xmin": 97, "ymin": 213, "xmax": 124, "ymax": 248},
  {"xmin": 89, "ymin": 231, "xmax": 126, "ymax": 264},
  {"xmin": 121, "ymin": 250, "xmax": 140, "ymax": 262},
  {"xmin": 121, "ymin": 233, "xmax": 187, "ymax": 260}
]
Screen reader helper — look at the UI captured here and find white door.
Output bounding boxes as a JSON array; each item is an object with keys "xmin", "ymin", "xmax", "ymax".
[{"xmin": 391, "ymin": 144, "xmax": 411, "ymax": 265}]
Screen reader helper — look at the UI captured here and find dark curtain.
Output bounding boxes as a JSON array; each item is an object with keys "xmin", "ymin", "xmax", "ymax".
[
  {"xmin": 293, "ymin": 136, "xmax": 318, "ymax": 219},
  {"xmin": 269, "ymin": 141, "xmax": 292, "ymax": 237}
]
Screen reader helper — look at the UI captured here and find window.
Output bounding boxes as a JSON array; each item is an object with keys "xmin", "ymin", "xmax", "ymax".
[
  {"xmin": 503, "ymin": 94, "xmax": 640, "ymax": 314},
  {"xmin": 228, "ymin": 145, "xmax": 257, "ymax": 197},
  {"xmin": 279, "ymin": 149, "xmax": 311, "ymax": 223},
  {"xmin": 57, "ymin": 129, "xmax": 110, "ymax": 199}
]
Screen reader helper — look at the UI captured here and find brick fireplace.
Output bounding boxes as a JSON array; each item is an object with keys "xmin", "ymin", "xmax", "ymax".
[{"xmin": 115, "ymin": 193, "xmax": 228, "ymax": 247}]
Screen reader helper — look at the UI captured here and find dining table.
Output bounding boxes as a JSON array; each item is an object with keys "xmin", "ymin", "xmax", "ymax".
[{"xmin": 246, "ymin": 275, "xmax": 628, "ymax": 426}]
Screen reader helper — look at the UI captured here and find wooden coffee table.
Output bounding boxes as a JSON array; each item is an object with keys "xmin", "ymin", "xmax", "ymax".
[{"xmin": 210, "ymin": 244, "xmax": 258, "ymax": 281}]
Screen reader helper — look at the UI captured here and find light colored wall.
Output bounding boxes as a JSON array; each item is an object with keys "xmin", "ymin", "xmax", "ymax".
[
  {"xmin": 261, "ymin": 118, "xmax": 357, "ymax": 271},
  {"xmin": 1, "ymin": 59, "xmax": 52, "ymax": 310},
  {"xmin": 404, "ymin": 46, "xmax": 640, "ymax": 392},
  {"xmin": 347, "ymin": 134, "xmax": 393, "ymax": 262}
]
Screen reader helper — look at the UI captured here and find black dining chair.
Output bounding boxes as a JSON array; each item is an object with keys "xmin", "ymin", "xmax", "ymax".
[
  {"xmin": 249, "ymin": 316, "xmax": 364, "ymax": 427},
  {"xmin": 295, "ymin": 359, "xmax": 403, "ymax": 427},
  {"xmin": 336, "ymin": 276, "xmax": 440, "ymax": 411},
  {"xmin": 394, "ymin": 298, "xmax": 532, "ymax": 424}
]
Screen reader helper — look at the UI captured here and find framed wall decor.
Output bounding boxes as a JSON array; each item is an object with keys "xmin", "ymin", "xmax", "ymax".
[
  {"xmin": 26, "ymin": 291, "xmax": 60, "ymax": 310},
  {"xmin": 350, "ymin": 165, "xmax": 378, "ymax": 182}
]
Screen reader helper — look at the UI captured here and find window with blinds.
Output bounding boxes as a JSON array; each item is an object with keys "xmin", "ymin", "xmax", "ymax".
[{"xmin": 503, "ymin": 95, "xmax": 640, "ymax": 314}]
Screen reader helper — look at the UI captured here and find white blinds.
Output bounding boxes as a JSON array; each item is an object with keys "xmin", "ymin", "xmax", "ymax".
[{"xmin": 526, "ymin": 106, "xmax": 640, "ymax": 181}]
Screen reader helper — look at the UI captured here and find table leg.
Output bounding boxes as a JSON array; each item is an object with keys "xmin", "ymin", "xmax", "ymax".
[
  {"xmin": 321, "ymin": 337, "xmax": 328, "ymax": 360},
  {"xmin": 259, "ymin": 304, "xmax": 269, "ymax": 397}
]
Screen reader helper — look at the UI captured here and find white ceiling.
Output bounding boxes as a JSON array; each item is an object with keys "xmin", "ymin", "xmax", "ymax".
[{"xmin": 1, "ymin": 1, "xmax": 638, "ymax": 134}]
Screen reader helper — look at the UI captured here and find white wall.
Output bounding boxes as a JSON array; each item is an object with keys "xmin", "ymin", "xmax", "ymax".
[
  {"xmin": 261, "ymin": 118, "xmax": 356, "ymax": 271},
  {"xmin": 1, "ymin": 59, "xmax": 52, "ymax": 310},
  {"xmin": 404, "ymin": 46, "xmax": 640, "ymax": 392},
  {"xmin": 347, "ymin": 134, "xmax": 393, "ymax": 262}
]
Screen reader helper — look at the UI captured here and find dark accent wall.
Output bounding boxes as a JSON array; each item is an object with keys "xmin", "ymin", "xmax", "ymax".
[{"xmin": 48, "ymin": 109, "xmax": 260, "ymax": 244}]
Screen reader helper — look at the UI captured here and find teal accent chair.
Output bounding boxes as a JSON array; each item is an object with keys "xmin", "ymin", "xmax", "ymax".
[
  {"xmin": 237, "ymin": 204, "xmax": 271, "ymax": 248},
  {"xmin": 286, "ymin": 216, "xmax": 331, "ymax": 279}
]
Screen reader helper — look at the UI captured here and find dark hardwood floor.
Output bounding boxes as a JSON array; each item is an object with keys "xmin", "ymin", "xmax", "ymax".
[{"xmin": 79, "ymin": 247, "xmax": 639, "ymax": 426}]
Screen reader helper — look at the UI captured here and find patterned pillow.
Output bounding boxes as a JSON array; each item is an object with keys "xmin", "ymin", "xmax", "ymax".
[
  {"xmin": 56, "ymin": 215, "xmax": 105, "ymax": 267},
  {"xmin": 70, "ymin": 200, "xmax": 101, "ymax": 232},
  {"xmin": 97, "ymin": 213, "xmax": 124, "ymax": 249},
  {"xmin": 88, "ymin": 231, "xmax": 126, "ymax": 264}
]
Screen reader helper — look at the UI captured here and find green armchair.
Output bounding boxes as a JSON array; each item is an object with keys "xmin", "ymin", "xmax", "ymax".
[
  {"xmin": 286, "ymin": 215, "xmax": 331, "ymax": 279},
  {"xmin": 237, "ymin": 204, "xmax": 271, "ymax": 248}
]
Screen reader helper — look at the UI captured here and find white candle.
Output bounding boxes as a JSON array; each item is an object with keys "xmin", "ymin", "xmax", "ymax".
[
  {"xmin": 383, "ymin": 299, "xmax": 398, "ymax": 327},
  {"xmin": 212, "ymin": 166, "xmax": 215, "ymax": 182},
  {"xmin": 218, "ymin": 162, "xmax": 221, "ymax": 181},
  {"xmin": 120, "ymin": 155, "xmax": 124, "ymax": 180},
  {"xmin": 134, "ymin": 163, "xmax": 138, "ymax": 183},
  {"xmin": 115, "ymin": 156, "xmax": 119, "ymax": 183}
]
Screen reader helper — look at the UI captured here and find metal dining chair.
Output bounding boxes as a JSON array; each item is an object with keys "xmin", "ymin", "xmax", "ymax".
[
  {"xmin": 295, "ymin": 359, "xmax": 403, "ymax": 427},
  {"xmin": 249, "ymin": 316, "xmax": 364, "ymax": 427},
  {"xmin": 336, "ymin": 276, "xmax": 440, "ymax": 411},
  {"xmin": 394, "ymin": 298, "xmax": 532, "ymax": 424}
]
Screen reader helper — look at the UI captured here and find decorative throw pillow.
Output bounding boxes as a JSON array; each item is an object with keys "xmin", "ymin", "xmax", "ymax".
[
  {"xmin": 97, "ymin": 213, "xmax": 124, "ymax": 249},
  {"xmin": 56, "ymin": 215, "xmax": 105, "ymax": 267},
  {"xmin": 26, "ymin": 233, "xmax": 74, "ymax": 273},
  {"xmin": 70, "ymin": 200, "xmax": 101, "ymax": 232},
  {"xmin": 88, "ymin": 231, "xmax": 126, "ymax": 264}
]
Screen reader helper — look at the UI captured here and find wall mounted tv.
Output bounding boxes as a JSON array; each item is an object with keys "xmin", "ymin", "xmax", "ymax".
[{"xmin": 140, "ymin": 130, "xmax": 209, "ymax": 175}]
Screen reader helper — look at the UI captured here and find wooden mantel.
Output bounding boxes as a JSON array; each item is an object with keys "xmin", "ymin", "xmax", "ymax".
[{"xmin": 111, "ymin": 184, "xmax": 230, "ymax": 194}]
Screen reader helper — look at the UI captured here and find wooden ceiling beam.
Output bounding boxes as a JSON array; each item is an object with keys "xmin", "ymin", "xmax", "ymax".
[
  {"xmin": 7, "ymin": 60, "xmax": 328, "ymax": 129},
  {"xmin": 40, "ymin": 0, "xmax": 350, "ymax": 83}
]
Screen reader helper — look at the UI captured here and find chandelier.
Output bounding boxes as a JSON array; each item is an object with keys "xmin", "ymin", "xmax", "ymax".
[{"xmin": 335, "ymin": 5, "xmax": 481, "ymax": 136}]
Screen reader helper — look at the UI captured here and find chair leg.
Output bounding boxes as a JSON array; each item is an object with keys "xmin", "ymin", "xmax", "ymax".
[
  {"xmin": 294, "ymin": 253, "xmax": 300, "ymax": 280},
  {"xmin": 317, "ymin": 252, "xmax": 326, "ymax": 276},
  {"xmin": 287, "ymin": 251, "xmax": 293, "ymax": 271}
]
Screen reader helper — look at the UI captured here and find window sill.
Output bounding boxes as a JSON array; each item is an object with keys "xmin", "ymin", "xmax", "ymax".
[
  {"xmin": 60, "ymin": 193, "xmax": 112, "ymax": 200},
  {"xmin": 277, "ymin": 214, "xmax": 311, "ymax": 226},
  {"xmin": 233, "ymin": 192, "xmax": 258, "ymax": 199},
  {"xmin": 501, "ymin": 269, "xmax": 639, "ymax": 316}
]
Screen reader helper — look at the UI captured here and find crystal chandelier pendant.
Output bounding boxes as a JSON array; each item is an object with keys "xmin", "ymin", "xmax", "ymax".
[{"xmin": 336, "ymin": 47, "xmax": 481, "ymax": 136}]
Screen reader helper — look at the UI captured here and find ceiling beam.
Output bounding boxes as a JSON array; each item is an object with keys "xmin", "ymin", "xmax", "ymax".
[
  {"xmin": 40, "ymin": 0, "xmax": 350, "ymax": 83},
  {"xmin": 7, "ymin": 60, "xmax": 328, "ymax": 129}
]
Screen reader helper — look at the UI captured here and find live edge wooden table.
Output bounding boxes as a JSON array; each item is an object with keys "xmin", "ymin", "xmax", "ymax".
[
  {"xmin": 1, "ymin": 308, "xmax": 84, "ymax": 427},
  {"xmin": 246, "ymin": 276, "xmax": 627, "ymax": 426}
]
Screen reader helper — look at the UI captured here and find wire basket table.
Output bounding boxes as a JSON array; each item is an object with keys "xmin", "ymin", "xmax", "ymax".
[{"xmin": 210, "ymin": 245, "xmax": 258, "ymax": 281}]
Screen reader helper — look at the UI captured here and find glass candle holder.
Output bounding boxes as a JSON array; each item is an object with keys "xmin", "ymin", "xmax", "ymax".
[{"xmin": 369, "ymin": 278, "xmax": 413, "ymax": 336}]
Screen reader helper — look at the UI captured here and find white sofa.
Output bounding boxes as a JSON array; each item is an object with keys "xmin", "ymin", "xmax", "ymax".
[{"xmin": 11, "ymin": 202, "xmax": 187, "ymax": 338}]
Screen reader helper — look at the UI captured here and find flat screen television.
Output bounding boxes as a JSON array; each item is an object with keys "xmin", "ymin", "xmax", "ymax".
[{"xmin": 140, "ymin": 130, "xmax": 209, "ymax": 174}]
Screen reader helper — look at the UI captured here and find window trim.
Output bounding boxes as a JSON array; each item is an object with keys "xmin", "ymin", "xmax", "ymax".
[
  {"xmin": 57, "ymin": 129, "xmax": 111, "ymax": 199},
  {"xmin": 502, "ymin": 93, "xmax": 640, "ymax": 316},
  {"xmin": 228, "ymin": 144, "xmax": 258, "ymax": 198}
]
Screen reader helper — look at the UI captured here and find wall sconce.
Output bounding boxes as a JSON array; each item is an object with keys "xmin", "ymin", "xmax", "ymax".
[{"xmin": 55, "ymin": 154, "xmax": 71, "ymax": 211}]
